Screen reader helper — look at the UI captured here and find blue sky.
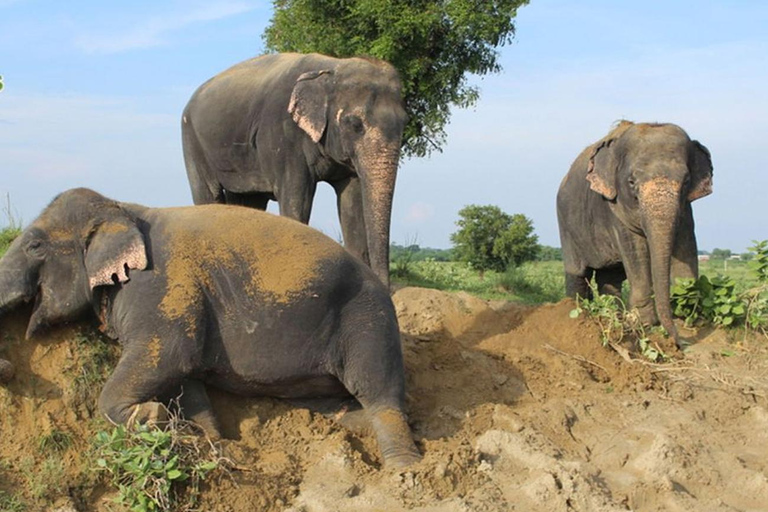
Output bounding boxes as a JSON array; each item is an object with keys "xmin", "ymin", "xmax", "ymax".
[{"xmin": 1, "ymin": 1, "xmax": 766, "ymax": 252}]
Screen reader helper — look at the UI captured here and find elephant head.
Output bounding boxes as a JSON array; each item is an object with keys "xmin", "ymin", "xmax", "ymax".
[
  {"xmin": 0, "ymin": 188, "xmax": 147, "ymax": 338},
  {"xmin": 586, "ymin": 121, "xmax": 713, "ymax": 343},
  {"xmin": 288, "ymin": 58, "xmax": 406, "ymax": 285}
]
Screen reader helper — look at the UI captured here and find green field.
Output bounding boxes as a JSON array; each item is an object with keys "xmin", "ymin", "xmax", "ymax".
[{"xmin": 393, "ymin": 257, "xmax": 764, "ymax": 306}]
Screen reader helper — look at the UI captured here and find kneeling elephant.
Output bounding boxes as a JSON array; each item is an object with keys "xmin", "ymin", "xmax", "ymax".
[{"xmin": 0, "ymin": 188, "xmax": 420, "ymax": 468}]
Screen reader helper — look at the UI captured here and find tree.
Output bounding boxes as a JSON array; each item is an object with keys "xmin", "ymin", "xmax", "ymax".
[
  {"xmin": 710, "ymin": 248, "xmax": 732, "ymax": 260},
  {"xmin": 537, "ymin": 245, "xmax": 563, "ymax": 261},
  {"xmin": 450, "ymin": 205, "xmax": 539, "ymax": 273},
  {"xmin": 263, "ymin": 0, "xmax": 529, "ymax": 157}
]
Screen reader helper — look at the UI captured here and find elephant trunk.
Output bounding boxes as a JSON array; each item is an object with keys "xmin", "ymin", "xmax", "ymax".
[
  {"xmin": 357, "ymin": 144, "xmax": 399, "ymax": 287},
  {"xmin": 640, "ymin": 177, "xmax": 683, "ymax": 346}
]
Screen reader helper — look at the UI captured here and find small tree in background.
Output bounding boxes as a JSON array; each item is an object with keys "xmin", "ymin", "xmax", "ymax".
[
  {"xmin": 711, "ymin": 248, "xmax": 733, "ymax": 260},
  {"xmin": 263, "ymin": 0, "xmax": 529, "ymax": 157},
  {"xmin": 451, "ymin": 205, "xmax": 539, "ymax": 274},
  {"xmin": 495, "ymin": 214, "xmax": 540, "ymax": 266}
]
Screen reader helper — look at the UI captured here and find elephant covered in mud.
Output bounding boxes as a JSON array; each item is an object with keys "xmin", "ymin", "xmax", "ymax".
[
  {"xmin": 557, "ymin": 121, "xmax": 713, "ymax": 347},
  {"xmin": 182, "ymin": 53, "xmax": 407, "ymax": 286},
  {"xmin": 0, "ymin": 188, "xmax": 420, "ymax": 468}
]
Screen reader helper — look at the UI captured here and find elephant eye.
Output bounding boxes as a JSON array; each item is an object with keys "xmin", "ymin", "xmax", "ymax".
[
  {"xmin": 344, "ymin": 115, "xmax": 364, "ymax": 134},
  {"xmin": 25, "ymin": 239, "xmax": 46, "ymax": 258}
]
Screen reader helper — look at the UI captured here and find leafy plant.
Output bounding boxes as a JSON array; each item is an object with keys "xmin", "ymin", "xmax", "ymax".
[
  {"xmin": 671, "ymin": 275, "xmax": 745, "ymax": 327},
  {"xmin": 570, "ymin": 280, "xmax": 665, "ymax": 361},
  {"xmin": 94, "ymin": 415, "xmax": 225, "ymax": 512},
  {"xmin": 747, "ymin": 240, "xmax": 768, "ymax": 283},
  {"xmin": 672, "ymin": 240, "xmax": 768, "ymax": 333}
]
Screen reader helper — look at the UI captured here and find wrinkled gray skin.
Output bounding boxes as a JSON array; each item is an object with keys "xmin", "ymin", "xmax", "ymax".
[
  {"xmin": 0, "ymin": 188, "xmax": 420, "ymax": 468},
  {"xmin": 182, "ymin": 53, "xmax": 407, "ymax": 287},
  {"xmin": 557, "ymin": 121, "xmax": 714, "ymax": 348}
]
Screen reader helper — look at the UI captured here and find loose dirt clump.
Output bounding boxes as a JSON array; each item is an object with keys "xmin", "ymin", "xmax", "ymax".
[{"xmin": 1, "ymin": 287, "xmax": 767, "ymax": 511}]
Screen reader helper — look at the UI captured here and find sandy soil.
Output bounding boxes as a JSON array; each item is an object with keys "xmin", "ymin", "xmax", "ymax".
[{"xmin": 1, "ymin": 287, "xmax": 767, "ymax": 511}]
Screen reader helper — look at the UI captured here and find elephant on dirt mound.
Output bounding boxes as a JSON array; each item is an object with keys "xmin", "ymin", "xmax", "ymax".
[
  {"xmin": 0, "ymin": 188, "xmax": 420, "ymax": 468},
  {"xmin": 557, "ymin": 121, "xmax": 713, "ymax": 347},
  {"xmin": 182, "ymin": 53, "xmax": 407, "ymax": 286}
]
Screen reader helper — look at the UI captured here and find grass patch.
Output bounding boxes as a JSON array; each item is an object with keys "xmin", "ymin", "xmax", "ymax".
[
  {"xmin": 67, "ymin": 329, "xmax": 120, "ymax": 416},
  {"xmin": 0, "ymin": 490, "xmax": 25, "ymax": 512},
  {"xmin": 38, "ymin": 429, "xmax": 73, "ymax": 454},
  {"xmin": 0, "ymin": 226, "xmax": 20, "ymax": 258},
  {"xmin": 19, "ymin": 455, "xmax": 66, "ymax": 502},
  {"xmin": 392, "ymin": 259, "xmax": 565, "ymax": 303}
]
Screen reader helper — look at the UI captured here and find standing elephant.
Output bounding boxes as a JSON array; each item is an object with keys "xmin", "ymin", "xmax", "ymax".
[
  {"xmin": 557, "ymin": 121, "xmax": 713, "ymax": 347},
  {"xmin": 0, "ymin": 188, "xmax": 420, "ymax": 468},
  {"xmin": 181, "ymin": 53, "xmax": 407, "ymax": 286}
]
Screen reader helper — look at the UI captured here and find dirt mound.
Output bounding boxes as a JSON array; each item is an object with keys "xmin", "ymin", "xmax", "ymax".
[{"xmin": 1, "ymin": 287, "xmax": 767, "ymax": 511}]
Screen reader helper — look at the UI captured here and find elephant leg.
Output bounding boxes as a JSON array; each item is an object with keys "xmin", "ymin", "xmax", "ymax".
[
  {"xmin": 333, "ymin": 177, "xmax": 369, "ymax": 265},
  {"xmin": 595, "ymin": 265, "xmax": 626, "ymax": 297},
  {"xmin": 565, "ymin": 271, "xmax": 590, "ymax": 299},
  {"xmin": 98, "ymin": 344, "xmax": 186, "ymax": 427},
  {"xmin": 278, "ymin": 170, "xmax": 316, "ymax": 223},
  {"xmin": 336, "ymin": 299, "xmax": 420, "ymax": 468},
  {"xmin": 617, "ymin": 231, "xmax": 657, "ymax": 325},
  {"xmin": 177, "ymin": 379, "xmax": 221, "ymax": 440},
  {"xmin": 182, "ymin": 128, "xmax": 224, "ymax": 204},
  {"xmin": 671, "ymin": 204, "xmax": 699, "ymax": 282}
]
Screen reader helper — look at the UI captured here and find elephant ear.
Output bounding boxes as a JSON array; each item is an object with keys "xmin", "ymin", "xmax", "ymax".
[
  {"xmin": 84, "ymin": 214, "xmax": 147, "ymax": 290},
  {"xmin": 687, "ymin": 140, "xmax": 713, "ymax": 201},
  {"xmin": 288, "ymin": 70, "xmax": 333, "ymax": 143},
  {"xmin": 586, "ymin": 139, "xmax": 619, "ymax": 200}
]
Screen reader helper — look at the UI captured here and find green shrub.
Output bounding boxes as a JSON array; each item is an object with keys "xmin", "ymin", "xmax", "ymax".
[
  {"xmin": 747, "ymin": 240, "xmax": 768, "ymax": 283},
  {"xmin": 671, "ymin": 275, "xmax": 745, "ymax": 327},
  {"xmin": 672, "ymin": 240, "xmax": 768, "ymax": 331},
  {"xmin": 94, "ymin": 417, "xmax": 225, "ymax": 512}
]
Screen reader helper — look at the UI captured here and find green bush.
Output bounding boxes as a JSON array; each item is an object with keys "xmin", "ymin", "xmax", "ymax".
[
  {"xmin": 672, "ymin": 240, "xmax": 768, "ymax": 332},
  {"xmin": 94, "ymin": 418, "xmax": 225, "ymax": 512},
  {"xmin": 671, "ymin": 275, "xmax": 745, "ymax": 327}
]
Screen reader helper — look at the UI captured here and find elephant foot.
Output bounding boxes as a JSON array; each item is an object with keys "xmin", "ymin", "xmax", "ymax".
[
  {"xmin": 190, "ymin": 409, "xmax": 222, "ymax": 441},
  {"xmin": 127, "ymin": 401, "xmax": 169, "ymax": 428},
  {"xmin": 0, "ymin": 358, "xmax": 14, "ymax": 384},
  {"xmin": 370, "ymin": 409, "xmax": 421, "ymax": 469},
  {"xmin": 383, "ymin": 450, "xmax": 423, "ymax": 469},
  {"xmin": 630, "ymin": 303, "xmax": 658, "ymax": 327}
]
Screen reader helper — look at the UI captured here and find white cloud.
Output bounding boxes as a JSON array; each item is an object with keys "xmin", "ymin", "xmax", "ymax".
[
  {"xmin": 405, "ymin": 202, "xmax": 436, "ymax": 223},
  {"xmin": 75, "ymin": 2, "xmax": 256, "ymax": 54}
]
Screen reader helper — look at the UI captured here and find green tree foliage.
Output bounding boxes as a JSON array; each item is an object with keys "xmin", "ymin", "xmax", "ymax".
[
  {"xmin": 537, "ymin": 245, "xmax": 563, "ymax": 261},
  {"xmin": 263, "ymin": 0, "xmax": 529, "ymax": 157},
  {"xmin": 450, "ymin": 205, "xmax": 539, "ymax": 273},
  {"xmin": 710, "ymin": 248, "xmax": 733, "ymax": 260}
]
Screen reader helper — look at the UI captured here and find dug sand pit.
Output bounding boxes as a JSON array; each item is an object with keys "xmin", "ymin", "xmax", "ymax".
[{"xmin": 0, "ymin": 287, "xmax": 767, "ymax": 511}]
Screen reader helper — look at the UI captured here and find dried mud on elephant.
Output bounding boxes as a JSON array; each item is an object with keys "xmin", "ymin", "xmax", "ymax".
[{"xmin": 1, "ymin": 287, "xmax": 767, "ymax": 511}]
